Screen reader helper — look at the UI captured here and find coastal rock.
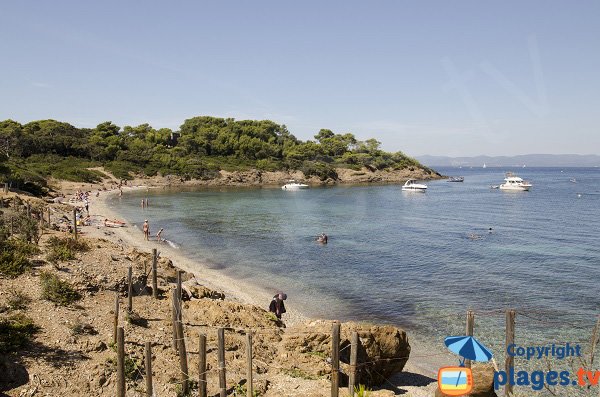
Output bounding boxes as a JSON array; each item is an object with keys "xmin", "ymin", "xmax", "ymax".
[
  {"xmin": 435, "ymin": 363, "xmax": 497, "ymax": 397},
  {"xmin": 183, "ymin": 282, "xmax": 225, "ymax": 301},
  {"xmin": 280, "ymin": 321, "xmax": 410, "ymax": 386}
]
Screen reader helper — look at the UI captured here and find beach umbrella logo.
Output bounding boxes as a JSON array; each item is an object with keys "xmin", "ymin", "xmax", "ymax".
[{"xmin": 437, "ymin": 336, "xmax": 494, "ymax": 396}]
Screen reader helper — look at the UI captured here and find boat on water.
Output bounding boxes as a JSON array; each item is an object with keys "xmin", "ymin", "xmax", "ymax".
[
  {"xmin": 498, "ymin": 172, "xmax": 532, "ymax": 191},
  {"xmin": 448, "ymin": 176, "xmax": 464, "ymax": 182},
  {"xmin": 281, "ymin": 180, "xmax": 309, "ymax": 190},
  {"xmin": 570, "ymin": 178, "xmax": 577, "ymax": 183},
  {"xmin": 483, "ymin": 163, "xmax": 487, "ymax": 169},
  {"xmin": 402, "ymin": 179, "xmax": 428, "ymax": 192}
]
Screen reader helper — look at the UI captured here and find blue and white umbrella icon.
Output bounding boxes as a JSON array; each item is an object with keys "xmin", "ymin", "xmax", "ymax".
[
  {"xmin": 443, "ymin": 336, "xmax": 494, "ymax": 389},
  {"xmin": 444, "ymin": 335, "xmax": 493, "ymax": 364}
]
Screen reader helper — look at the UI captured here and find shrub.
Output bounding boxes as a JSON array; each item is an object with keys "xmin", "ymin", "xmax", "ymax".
[
  {"xmin": 40, "ymin": 271, "xmax": 81, "ymax": 306},
  {"xmin": 46, "ymin": 236, "xmax": 89, "ymax": 263},
  {"xmin": 0, "ymin": 314, "xmax": 39, "ymax": 353},
  {"xmin": 0, "ymin": 251, "xmax": 32, "ymax": 278},
  {"xmin": 6, "ymin": 289, "xmax": 30, "ymax": 311}
]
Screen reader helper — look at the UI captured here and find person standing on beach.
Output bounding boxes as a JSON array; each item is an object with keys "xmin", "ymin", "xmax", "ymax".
[
  {"xmin": 269, "ymin": 293, "xmax": 287, "ymax": 320},
  {"xmin": 156, "ymin": 228, "xmax": 164, "ymax": 242},
  {"xmin": 143, "ymin": 219, "xmax": 150, "ymax": 241}
]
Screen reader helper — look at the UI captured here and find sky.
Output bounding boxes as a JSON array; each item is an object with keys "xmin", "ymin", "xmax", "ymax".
[{"xmin": 1, "ymin": 1, "xmax": 599, "ymax": 157}]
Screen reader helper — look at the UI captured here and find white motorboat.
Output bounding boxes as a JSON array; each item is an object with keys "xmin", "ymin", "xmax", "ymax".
[
  {"xmin": 402, "ymin": 179, "xmax": 427, "ymax": 192},
  {"xmin": 281, "ymin": 180, "xmax": 309, "ymax": 190},
  {"xmin": 498, "ymin": 172, "xmax": 532, "ymax": 191}
]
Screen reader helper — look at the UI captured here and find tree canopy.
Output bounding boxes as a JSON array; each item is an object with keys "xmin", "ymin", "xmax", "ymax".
[{"xmin": 0, "ymin": 116, "xmax": 431, "ymax": 194}]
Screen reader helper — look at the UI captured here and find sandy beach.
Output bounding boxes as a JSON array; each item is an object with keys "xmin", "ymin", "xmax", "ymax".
[{"xmin": 88, "ymin": 185, "xmax": 310, "ymax": 328}]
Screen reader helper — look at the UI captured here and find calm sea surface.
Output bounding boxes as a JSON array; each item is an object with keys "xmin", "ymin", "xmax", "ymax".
[{"xmin": 107, "ymin": 167, "xmax": 600, "ymax": 359}]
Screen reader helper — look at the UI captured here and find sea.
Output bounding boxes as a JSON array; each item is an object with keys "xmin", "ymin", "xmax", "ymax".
[{"xmin": 107, "ymin": 167, "xmax": 600, "ymax": 385}]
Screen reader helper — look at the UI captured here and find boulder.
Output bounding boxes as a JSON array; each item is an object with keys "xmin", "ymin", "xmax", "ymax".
[
  {"xmin": 280, "ymin": 321, "xmax": 410, "ymax": 386},
  {"xmin": 435, "ymin": 363, "xmax": 497, "ymax": 397}
]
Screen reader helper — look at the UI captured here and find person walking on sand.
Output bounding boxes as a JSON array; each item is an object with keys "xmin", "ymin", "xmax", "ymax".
[
  {"xmin": 269, "ymin": 293, "xmax": 287, "ymax": 320},
  {"xmin": 143, "ymin": 219, "xmax": 150, "ymax": 241}
]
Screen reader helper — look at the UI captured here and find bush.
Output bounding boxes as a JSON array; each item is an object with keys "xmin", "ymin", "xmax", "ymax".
[
  {"xmin": 0, "ymin": 251, "xmax": 32, "ymax": 278},
  {"xmin": 40, "ymin": 271, "xmax": 81, "ymax": 306},
  {"xmin": 5, "ymin": 289, "xmax": 31, "ymax": 311},
  {"xmin": 0, "ymin": 314, "xmax": 39, "ymax": 353},
  {"xmin": 46, "ymin": 236, "xmax": 89, "ymax": 263},
  {"xmin": 300, "ymin": 161, "xmax": 338, "ymax": 181}
]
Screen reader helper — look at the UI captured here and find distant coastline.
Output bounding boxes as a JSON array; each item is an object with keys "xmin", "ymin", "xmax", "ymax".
[{"xmin": 417, "ymin": 153, "xmax": 600, "ymax": 168}]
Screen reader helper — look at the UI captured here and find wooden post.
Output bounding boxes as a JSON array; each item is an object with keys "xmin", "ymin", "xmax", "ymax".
[
  {"xmin": 172, "ymin": 289, "xmax": 179, "ymax": 351},
  {"xmin": 26, "ymin": 202, "xmax": 31, "ymax": 218},
  {"xmin": 348, "ymin": 331, "xmax": 359, "ymax": 395},
  {"xmin": 176, "ymin": 316, "xmax": 189, "ymax": 395},
  {"xmin": 246, "ymin": 331, "xmax": 253, "ymax": 397},
  {"xmin": 152, "ymin": 248, "xmax": 158, "ymax": 298},
  {"xmin": 47, "ymin": 209, "xmax": 51, "ymax": 227},
  {"xmin": 73, "ymin": 207, "xmax": 78, "ymax": 240},
  {"xmin": 117, "ymin": 327, "xmax": 125, "ymax": 397},
  {"xmin": 113, "ymin": 292, "xmax": 119, "ymax": 344},
  {"xmin": 198, "ymin": 333, "xmax": 207, "ymax": 397},
  {"xmin": 127, "ymin": 266, "xmax": 133, "ymax": 313},
  {"xmin": 465, "ymin": 310, "xmax": 475, "ymax": 368},
  {"xmin": 505, "ymin": 309, "xmax": 516, "ymax": 396},
  {"xmin": 176, "ymin": 271, "xmax": 183, "ymax": 320},
  {"xmin": 145, "ymin": 342, "xmax": 153, "ymax": 397},
  {"xmin": 218, "ymin": 327, "xmax": 227, "ymax": 397},
  {"xmin": 331, "ymin": 321, "xmax": 341, "ymax": 397}
]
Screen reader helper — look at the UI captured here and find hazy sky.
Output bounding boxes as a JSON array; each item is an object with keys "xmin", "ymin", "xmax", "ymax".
[{"xmin": 1, "ymin": 1, "xmax": 599, "ymax": 157}]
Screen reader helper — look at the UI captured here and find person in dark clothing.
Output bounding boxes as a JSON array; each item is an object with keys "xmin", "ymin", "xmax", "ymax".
[{"xmin": 269, "ymin": 293, "xmax": 287, "ymax": 319}]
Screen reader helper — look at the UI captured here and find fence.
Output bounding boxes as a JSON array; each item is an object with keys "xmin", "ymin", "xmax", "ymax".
[{"xmin": 113, "ymin": 258, "xmax": 600, "ymax": 397}]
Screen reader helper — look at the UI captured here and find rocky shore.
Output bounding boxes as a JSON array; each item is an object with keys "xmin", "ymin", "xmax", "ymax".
[{"xmin": 0, "ymin": 170, "xmax": 446, "ymax": 396}]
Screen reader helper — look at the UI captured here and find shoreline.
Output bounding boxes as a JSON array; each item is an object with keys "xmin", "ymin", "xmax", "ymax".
[
  {"xmin": 87, "ymin": 184, "xmax": 449, "ymax": 377},
  {"xmin": 88, "ymin": 185, "xmax": 310, "ymax": 327}
]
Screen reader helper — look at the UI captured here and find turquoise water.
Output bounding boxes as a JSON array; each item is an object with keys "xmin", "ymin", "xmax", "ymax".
[{"xmin": 107, "ymin": 167, "xmax": 600, "ymax": 363}]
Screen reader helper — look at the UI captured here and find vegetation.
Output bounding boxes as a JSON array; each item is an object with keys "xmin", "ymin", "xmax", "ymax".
[
  {"xmin": 106, "ymin": 355, "xmax": 143, "ymax": 381},
  {"xmin": 5, "ymin": 289, "xmax": 31, "ymax": 311},
  {"xmin": 0, "ymin": 314, "xmax": 39, "ymax": 353},
  {"xmin": 0, "ymin": 213, "xmax": 39, "ymax": 278},
  {"xmin": 46, "ymin": 236, "xmax": 89, "ymax": 263},
  {"xmin": 39, "ymin": 271, "xmax": 81, "ymax": 306},
  {"xmin": 233, "ymin": 383, "xmax": 261, "ymax": 397},
  {"xmin": 0, "ymin": 117, "xmax": 434, "ymax": 195}
]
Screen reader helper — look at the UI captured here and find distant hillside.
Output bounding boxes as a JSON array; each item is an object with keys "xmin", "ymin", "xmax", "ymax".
[{"xmin": 416, "ymin": 154, "xmax": 600, "ymax": 167}]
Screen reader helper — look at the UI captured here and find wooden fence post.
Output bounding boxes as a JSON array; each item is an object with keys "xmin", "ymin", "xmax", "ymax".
[
  {"xmin": 465, "ymin": 310, "xmax": 475, "ymax": 368},
  {"xmin": 117, "ymin": 327, "xmax": 125, "ymax": 397},
  {"xmin": 113, "ymin": 292, "xmax": 119, "ymax": 344},
  {"xmin": 348, "ymin": 331, "xmax": 359, "ymax": 395},
  {"xmin": 127, "ymin": 267, "xmax": 133, "ymax": 313},
  {"xmin": 26, "ymin": 202, "xmax": 30, "ymax": 218},
  {"xmin": 199, "ymin": 333, "xmax": 207, "ymax": 397},
  {"xmin": 47, "ymin": 209, "xmax": 51, "ymax": 228},
  {"xmin": 176, "ymin": 271, "xmax": 183, "ymax": 319},
  {"xmin": 246, "ymin": 331, "xmax": 253, "ymax": 397},
  {"xmin": 152, "ymin": 248, "xmax": 158, "ymax": 298},
  {"xmin": 331, "ymin": 321, "xmax": 341, "ymax": 397},
  {"xmin": 176, "ymin": 316, "xmax": 189, "ymax": 395},
  {"xmin": 73, "ymin": 207, "xmax": 78, "ymax": 240},
  {"xmin": 172, "ymin": 289, "xmax": 179, "ymax": 351},
  {"xmin": 145, "ymin": 342, "xmax": 153, "ymax": 397},
  {"xmin": 505, "ymin": 309, "xmax": 516, "ymax": 397},
  {"xmin": 218, "ymin": 327, "xmax": 227, "ymax": 397}
]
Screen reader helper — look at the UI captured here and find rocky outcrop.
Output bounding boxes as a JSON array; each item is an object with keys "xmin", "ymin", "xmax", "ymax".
[
  {"xmin": 435, "ymin": 363, "xmax": 498, "ymax": 397},
  {"xmin": 279, "ymin": 321, "xmax": 410, "ymax": 386}
]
